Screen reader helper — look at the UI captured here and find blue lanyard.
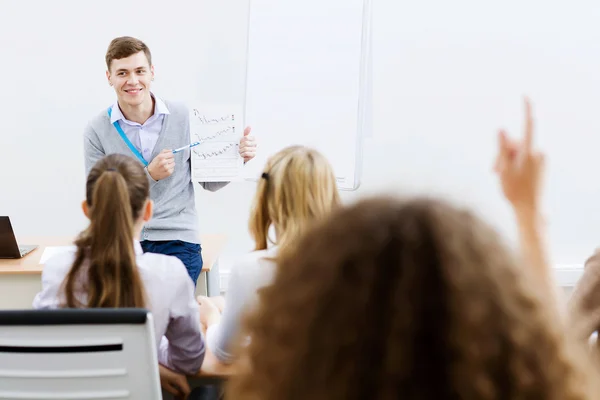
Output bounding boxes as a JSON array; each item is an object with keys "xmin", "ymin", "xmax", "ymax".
[{"xmin": 107, "ymin": 107, "xmax": 149, "ymax": 167}]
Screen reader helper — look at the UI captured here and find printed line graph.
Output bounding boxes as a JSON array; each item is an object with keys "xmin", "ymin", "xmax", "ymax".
[{"xmin": 189, "ymin": 105, "xmax": 244, "ymax": 181}]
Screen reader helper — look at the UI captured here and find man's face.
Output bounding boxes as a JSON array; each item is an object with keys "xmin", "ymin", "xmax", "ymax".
[{"xmin": 106, "ymin": 51, "xmax": 154, "ymax": 108}]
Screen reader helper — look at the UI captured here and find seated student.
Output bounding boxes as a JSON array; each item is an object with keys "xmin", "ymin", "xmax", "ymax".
[
  {"xmin": 32, "ymin": 154, "xmax": 204, "ymax": 395},
  {"xmin": 197, "ymin": 145, "xmax": 340, "ymax": 364},
  {"xmin": 226, "ymin": 100, "xmax": 597, "ymax": 399}
]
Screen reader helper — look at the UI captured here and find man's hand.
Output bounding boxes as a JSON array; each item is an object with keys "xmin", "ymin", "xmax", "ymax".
[
  {"xmin": 239, "ymin": 126, "xmax": 257, "ymax": 163},
  {"xmin": 148, "ymin": 149, "xmax": 175, "ymax": 181},
  {"xmin": 159, "ymin": 364, "xmax": 190, "ymax": 399}
]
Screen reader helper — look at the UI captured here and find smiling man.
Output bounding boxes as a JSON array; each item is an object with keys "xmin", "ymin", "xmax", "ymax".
[{"xmin": 83, "ymin": 36, "xmax": 257, "ymax": 286}]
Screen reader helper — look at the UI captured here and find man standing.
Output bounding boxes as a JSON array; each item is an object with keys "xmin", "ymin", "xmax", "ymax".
[{"xmin": 83, "ymin": 36, "xmax": 256, "ymax": 285}]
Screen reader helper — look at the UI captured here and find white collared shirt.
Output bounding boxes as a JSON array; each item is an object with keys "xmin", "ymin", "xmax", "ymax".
[
  {"xmin": 109, "ymin": 93, "xmax": 170, "ymax": 163},
  {"xmin": 32, "ymin": 241, "xmax": 204, "ymax": 375}
]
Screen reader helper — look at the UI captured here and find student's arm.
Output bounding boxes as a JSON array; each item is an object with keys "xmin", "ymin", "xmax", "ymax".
[
  {"xmin": 201, "ymin": 258, "xmax": 266, "ymax": 364},
  {"xmin": 83, "ymin": 124, "xmax": 106, "ymax": 176},
  {"xmin": 568, "ymin": 250, "xmax": 600, "ymax": 341},
  {"xmin": 514, "ymin": 207, "xmax": 554, "ymax": 294},
  {"xmin": 201, "ymin": 266, "xmax": 246, "ymax": 363},
  {"xmin": 158, "ymin": 260, "xmax": 205, "ymax": 375},
  {"xmin": 494, "ymin": 99, "xmax": 558, "ymax": 308}
]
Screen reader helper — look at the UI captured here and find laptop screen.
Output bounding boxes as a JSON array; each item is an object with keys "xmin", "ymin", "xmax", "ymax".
[{"xmin": 0, "ymin": 217, "xmax": 21, "ymax": 258}]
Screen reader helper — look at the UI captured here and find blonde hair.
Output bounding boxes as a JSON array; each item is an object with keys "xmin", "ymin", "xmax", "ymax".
[{"xmin": 249, "ymin": 146, "xmax": 340, "ymax": 254}]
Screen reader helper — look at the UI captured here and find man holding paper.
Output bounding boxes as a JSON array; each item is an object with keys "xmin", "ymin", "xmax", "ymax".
[{"xmin": 83, "ymin": 36, "xmax": 257, "ymax": 284}]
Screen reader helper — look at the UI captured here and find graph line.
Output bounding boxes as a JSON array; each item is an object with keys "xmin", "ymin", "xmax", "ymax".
[
  {"xmin": 192, "ymin": 109, "xmax": 235, "ymax": 124},
  {"xmin": 193, "ymin": 126, "xmax": 235, "ymax": 142},
  {"xmin": 193, "ymin": 143, "xmax": 237, "ymax": 159}
]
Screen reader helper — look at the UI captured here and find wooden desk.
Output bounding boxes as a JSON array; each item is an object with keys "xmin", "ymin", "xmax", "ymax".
[
  {"xmin": 0, "ymin": 237, "xmax": 72, "ymax": 275},
  {"xmin": 0, "ymin": 234, "xmax": 227, "ymax": 308}
]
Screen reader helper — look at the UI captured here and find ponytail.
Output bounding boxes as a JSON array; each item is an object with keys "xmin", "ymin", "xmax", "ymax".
[{"xmin": 63, "ymin": 170, "xmax": 146, "ymax": 308}]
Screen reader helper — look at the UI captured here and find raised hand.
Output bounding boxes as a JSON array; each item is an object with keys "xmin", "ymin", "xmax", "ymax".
[{"xmin": 494, "ymin": 98, "xmax": 545, "ymax": 213}]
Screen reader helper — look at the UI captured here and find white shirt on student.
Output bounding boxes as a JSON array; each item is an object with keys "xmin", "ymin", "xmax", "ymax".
[
  {"xmin": 32, "ymin": 241, "xmax": 204, "ymax": 375},
  {"xmin": 206, "ymin": 247, "xmax": 277, "ymax": 363}
]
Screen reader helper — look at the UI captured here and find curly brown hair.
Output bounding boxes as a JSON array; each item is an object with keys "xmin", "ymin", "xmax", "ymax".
[{"xmin": 227, "ymin": 196, "xmax": 595, "ymax": 400}]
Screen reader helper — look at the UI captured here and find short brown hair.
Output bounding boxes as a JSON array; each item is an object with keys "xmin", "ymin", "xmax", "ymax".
[
  {"xmin": 229, "ymin": 196, "xmax": 595, "ymax": 399},
  {"xmin": 105, "ymin": 36, "xmax": 152, "ymax": 70}
]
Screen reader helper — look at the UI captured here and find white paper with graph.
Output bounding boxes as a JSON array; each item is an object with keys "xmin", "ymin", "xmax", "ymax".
[{"xmin": 189, "ymin": 105, "xmax": 244, "ymax": 182}]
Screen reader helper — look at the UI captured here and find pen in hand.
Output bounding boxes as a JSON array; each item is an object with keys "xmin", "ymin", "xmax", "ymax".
[{"xmin": 172, "ymin": 141, "xmax": 201, "ymax": 154}]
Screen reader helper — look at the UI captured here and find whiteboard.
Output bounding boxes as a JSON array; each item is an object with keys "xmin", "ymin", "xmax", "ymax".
[{"xmin": 243, "ymin": 0, "xmax": 372, "ymax": 190}]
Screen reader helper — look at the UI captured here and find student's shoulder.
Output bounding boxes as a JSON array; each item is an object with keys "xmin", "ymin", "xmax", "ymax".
[
  {"xmin": 231, "ymin": 248, "xmax": 277, "ymax": 280},
  {"xmin": 137, "ymin": 253, "xmax": 195, "ymax": 302},
  {"xmin": 42, "ymin": 248, "xmax": 78, "ymax": 281}
]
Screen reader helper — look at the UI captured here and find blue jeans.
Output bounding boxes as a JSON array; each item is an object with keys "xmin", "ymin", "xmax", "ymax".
[{"xmin": 140, "ymin": 240, "xmax": 203, "ymax": 286}]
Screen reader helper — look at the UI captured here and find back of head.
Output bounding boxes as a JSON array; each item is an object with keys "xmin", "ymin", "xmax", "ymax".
[
  {"xmin": 230, "ymin": 196, "xmax": 591, "ymax": 400},
  {"xmin": 63, "ymin": 154, "xmax": 149, "ymax": 309},
  {"xmin": 105, "ymin": 36, "xmax": 152, "ymax": 70},
  {"xmin": 249, "ymin": 145, "xmax": 340, "ymax": 253}
]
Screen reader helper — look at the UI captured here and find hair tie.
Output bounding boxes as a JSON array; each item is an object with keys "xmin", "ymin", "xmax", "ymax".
[
  {"xmin": 261, "ymin": 172, "xmax": 269, "ymax": 180},
  {"xmin": 106, "ymin": 168, "xmax": 117, "ymax": 172}
]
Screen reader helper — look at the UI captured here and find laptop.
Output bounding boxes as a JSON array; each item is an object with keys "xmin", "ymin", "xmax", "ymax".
[{"xmin": 0, "ymin": 217, "xmax": 37, "ymax": 259}]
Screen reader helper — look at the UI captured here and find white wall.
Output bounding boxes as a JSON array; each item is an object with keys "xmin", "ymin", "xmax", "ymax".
[
  {"xmin": 2, "ymin": 0, "xmax": 599, "ymax": 285},
  {"xmin": 363, "ymin": 1, "xmax": 600, "ymax": 277}
]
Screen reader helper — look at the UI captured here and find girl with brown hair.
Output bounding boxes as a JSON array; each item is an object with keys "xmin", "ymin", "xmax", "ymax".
[{"xmin": 33, "ymin": 154, "xmax": 204, "ymax": 397}]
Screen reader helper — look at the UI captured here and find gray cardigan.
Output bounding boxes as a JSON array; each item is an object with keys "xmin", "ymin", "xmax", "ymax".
[{"xmin": 83, "ymin": 99, "xmax": 227, "ymax": 243}]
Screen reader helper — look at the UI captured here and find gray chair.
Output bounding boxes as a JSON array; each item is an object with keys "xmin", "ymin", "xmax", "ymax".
[{"xmin": 0, "ymin": 308, "xmax": 161, "ymax": 399}]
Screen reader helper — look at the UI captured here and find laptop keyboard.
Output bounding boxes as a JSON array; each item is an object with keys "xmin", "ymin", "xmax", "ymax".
[{"xmin": 19, "ymin": 245, "xmax": 37, "ymax": 257}]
